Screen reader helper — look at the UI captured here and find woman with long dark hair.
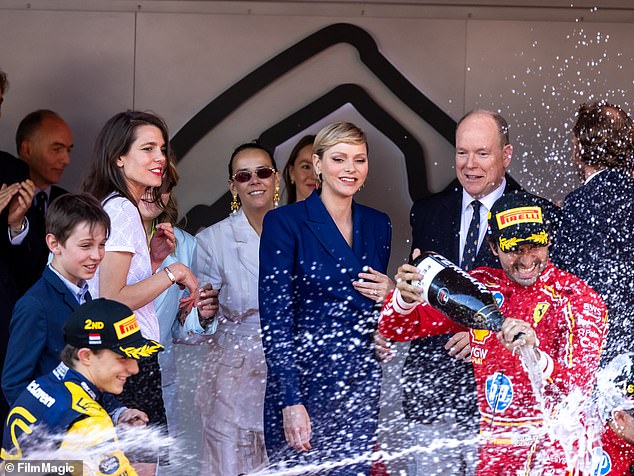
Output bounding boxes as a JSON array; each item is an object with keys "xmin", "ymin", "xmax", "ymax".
[{"xmin": 83, "ymin": 110, "xmax": 214, "ymax": 474}]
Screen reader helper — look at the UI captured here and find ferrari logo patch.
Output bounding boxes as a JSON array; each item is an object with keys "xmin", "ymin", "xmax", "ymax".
[{"xmin": 533, "ymin": 302, "xmax": 550, "ymax": 324}]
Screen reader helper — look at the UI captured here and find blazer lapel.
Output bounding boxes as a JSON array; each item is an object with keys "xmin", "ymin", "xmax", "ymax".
[
  {"xmin": 231, "ymin": 210, "xmax": 259, "ymax": 279},
  {"xmin": 352, "ymin": 201, "xmax": 374, "ymax": 265},
  {"xmin": 305, "ymin": 192, "xmax": 362, "ymax": 279},
  {"xmin": 449, "ymin": 187, "xmax": 462, "ymax": 263},
  {"xmin": 43, "ymin": 266, "xmax": 80, "ymax": 311}
]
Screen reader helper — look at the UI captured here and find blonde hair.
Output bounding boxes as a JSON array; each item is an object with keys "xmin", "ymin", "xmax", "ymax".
[{"xmin": 313, "ymin": 122, "xmax": 367, "ymax": 159}]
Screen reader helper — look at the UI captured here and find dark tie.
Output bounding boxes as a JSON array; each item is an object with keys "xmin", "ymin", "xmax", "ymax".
[
  {"xmin": 462, "ymin": 200, "xmax": 482, "ymax": 271},
  {"xmin": 35, "ymin": 191, "xmax": 48, "ymax": 217}
]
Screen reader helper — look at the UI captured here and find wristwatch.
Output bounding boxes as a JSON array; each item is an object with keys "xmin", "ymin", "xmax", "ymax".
[
  {"xmin": 164, "ymin": 266, "xmax": 177, "ymax": 284},
  {"xmin": 9, "ymin": 218, "xmax": 27, "ymax": 237}
]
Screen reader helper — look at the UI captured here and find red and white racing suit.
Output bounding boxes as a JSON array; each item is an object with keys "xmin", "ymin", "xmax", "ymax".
[
  {"xmin": 591, "ymin": 426, "xmax": 634, "ymax": 476},
  {"xmin": 379, "ymin": 262, "xmax": 607, "ymax": 475}
]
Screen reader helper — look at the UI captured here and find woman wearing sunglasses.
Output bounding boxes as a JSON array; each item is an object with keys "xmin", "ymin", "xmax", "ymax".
[
  {"xmin": 193, "ymin": 142, "xmax": 279, "ymax": 475},
  {"xmin": 259, "ymin": 122, "xmax": 393, "ymax": 474}
]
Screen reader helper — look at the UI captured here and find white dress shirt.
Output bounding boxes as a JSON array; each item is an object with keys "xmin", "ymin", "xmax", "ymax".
[{"xmin": 458, "ymin": 179, "xmax": 506, "ymax": 267}]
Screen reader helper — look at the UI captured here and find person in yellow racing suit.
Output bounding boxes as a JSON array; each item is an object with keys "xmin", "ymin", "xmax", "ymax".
[{"xmin": 1, "ymin": 298, "xmax": 163, "ymax": 475}]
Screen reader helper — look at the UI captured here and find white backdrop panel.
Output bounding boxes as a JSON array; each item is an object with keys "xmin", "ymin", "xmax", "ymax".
[
  {"xmin": 135, "ymin": 13, "xmax": 465, "ymax": 272},
  {"xmin": 0, "ymin": 10, "xmax": 135, "ymax": 190},
  {"xmin": 466, "ymin": 20, "xmax": 634, "ymax": 201}
]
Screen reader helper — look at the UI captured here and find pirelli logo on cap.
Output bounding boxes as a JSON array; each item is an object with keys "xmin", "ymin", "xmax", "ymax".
[
  {"xmin": 114, "ymin": 314, "xmax": 139, "ymax": 340},
  {"xmin": 496, "ymin": 206, "xmax": 543, "ymax": 230}
]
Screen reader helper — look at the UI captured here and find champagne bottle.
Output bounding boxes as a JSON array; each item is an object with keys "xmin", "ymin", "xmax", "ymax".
[{"xmin": 410, "ymin": 252, "xmax": 505, "ymax": 331}]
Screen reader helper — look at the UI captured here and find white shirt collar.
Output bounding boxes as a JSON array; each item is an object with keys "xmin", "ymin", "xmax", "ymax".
[
  {"xmin": 48, "ymin": 264, "xmax": 90, "ymax": 304},
  {"xmin": 461, "ymin": 178, "xmax": 507, "ymax": 213},
  {"xmin": 584, "ymin": 168, "xmax": 607, "ymax": 185}
]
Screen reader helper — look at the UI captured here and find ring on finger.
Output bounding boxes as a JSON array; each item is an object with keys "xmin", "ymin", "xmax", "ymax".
[{"xmin": 371, "ymin": 289, "xmax": 378, "ymax": 296}]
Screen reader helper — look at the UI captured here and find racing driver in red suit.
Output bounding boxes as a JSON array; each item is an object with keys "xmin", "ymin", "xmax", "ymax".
[{"xmin": 379, "ymin": 191, "xmax": 607, "ymax": 475}]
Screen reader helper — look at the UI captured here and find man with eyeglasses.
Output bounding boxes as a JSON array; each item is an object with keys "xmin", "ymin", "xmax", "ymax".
[{"xmin": 379, "ymin": 191, "xmax": 607, "ymax": 475}]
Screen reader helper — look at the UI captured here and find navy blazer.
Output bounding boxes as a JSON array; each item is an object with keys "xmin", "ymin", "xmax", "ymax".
[
  {"xmin": 411, "ymin": 176, "xmax": 522, "ymax": 266},
  {"xmin": 2, "ymin": 266, "xmax": 81, "ymax": 405},
  {"xmin": 553, "ymin": 169, "xmax": 634, "ymax": 364},
  {"xmin": 259, "ymin": 191, "xmax": 391, "ymax": 460}
]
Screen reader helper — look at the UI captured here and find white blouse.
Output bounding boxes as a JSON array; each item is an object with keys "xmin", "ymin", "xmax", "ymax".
[{"xmin": 89, "ymin": 193, "xmax": 160, "ymax": 342}]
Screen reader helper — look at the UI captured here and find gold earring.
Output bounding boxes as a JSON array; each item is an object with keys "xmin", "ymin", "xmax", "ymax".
[
  {"xmin": 273, "ymin": 186, "xmax": 280, "ymax": 208},
  {"xmin": 230, "ymin": 193, "xmax": 240, "ymax": 214}
]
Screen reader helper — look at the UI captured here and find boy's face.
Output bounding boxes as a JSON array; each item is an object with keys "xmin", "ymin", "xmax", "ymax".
[
  {"xmin": 88, "ymin": 349, "xmax": 139, "ymax": 394},
  {"xmin": 48, "ymin": 222, "xmax": 107, "ymax": 285}
]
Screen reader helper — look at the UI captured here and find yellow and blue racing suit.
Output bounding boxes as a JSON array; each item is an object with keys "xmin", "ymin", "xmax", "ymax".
[{"xmin": 1, "ymin": 362, "xmax": 136, "ymax": 476}]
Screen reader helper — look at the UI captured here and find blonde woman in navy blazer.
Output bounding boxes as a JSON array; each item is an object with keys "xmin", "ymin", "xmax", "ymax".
[{"xmin": 259, "ymin": 122, "xmax": 393, "ymax": 474}]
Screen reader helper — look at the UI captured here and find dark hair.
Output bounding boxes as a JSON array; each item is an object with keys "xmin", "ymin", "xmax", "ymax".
[
  {"xmin": 227, "ymin": 142, "xmax": 277, "ymax": 209},
  {"xmin": 457, "ymin": 110, "xmax": 510, "ymax": 147},
  {"xmin": 0, "ymin": 69, "xmax": 8, "ymax": 94},
  {"xmin": 155, "ymin": 157, "xmax": 180, "ymax": 226},
  {"xmin": 60, "ymin": 344, "xmax": 80, "ymax": 367},
  {"xmin": 82, "ymin": 110, "xmax": 171, "ymax": 207},
  {"xmin": 283, "ymin": 135, "xmax": 315, "ymax": 204},
  {"xmin": 15, "ymin": 109, "xmax": 62, "ymax": 155},
  {"xmin": 60, "ymin": 344, "xmax": 104, "ymax": 368},
  {"xmin": 573, "ymin": 101, "xmax": 634, "ymax": 172},
  {"xmin": 227, "ymin": 141, "xmax": 277, "ymax": 179},
  {"xmin": 46, "ymin": 193, "xmax": 111, "ymax": 246}
]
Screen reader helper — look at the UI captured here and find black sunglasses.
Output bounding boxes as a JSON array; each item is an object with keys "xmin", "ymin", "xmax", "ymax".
[{"xmin": 232, "ymin": 167, "xmax": 276, "ymax": 183}]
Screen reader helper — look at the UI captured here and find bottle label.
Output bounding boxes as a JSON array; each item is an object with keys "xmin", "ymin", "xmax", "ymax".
[
  {"xmin": 430, "ymin": 253, "xmax": 490, "ymax": 295},
  {"xmin": 412, "ymin": 256, "xmax": 446, "ymax": 303}
]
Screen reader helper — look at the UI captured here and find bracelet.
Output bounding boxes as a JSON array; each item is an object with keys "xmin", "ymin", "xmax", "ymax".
[{"xmin": 164, "ymin": 266, "xmax": 177, "ymax": 284}]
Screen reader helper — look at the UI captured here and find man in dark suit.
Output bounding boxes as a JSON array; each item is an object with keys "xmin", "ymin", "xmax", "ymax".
[
  {"xmin": 0, "ymin": 156, "xmax": 28, "ymax": 365},
  {"xmin": 400, "ymin": 110, "xmax": 521, "ymax": 475},
  {"xmin": 0, "ymin": 72, "xmax": 33, "ymax": 429},
  {"xmin": 553, "ymin": 101, "xmax": 634, "ymax": 366},
  {"xmin": 2, "ymin": 110, "xmax": 73, "ymax": 300},
  {"xmin": 0, "ymin": 110, "xmax": 72, "ymax": 428}
]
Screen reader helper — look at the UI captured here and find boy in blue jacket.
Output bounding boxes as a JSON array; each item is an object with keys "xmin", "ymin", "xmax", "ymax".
[{"xmin": 2, "ymin": 193, "xmax": 110, "ymax": 405}]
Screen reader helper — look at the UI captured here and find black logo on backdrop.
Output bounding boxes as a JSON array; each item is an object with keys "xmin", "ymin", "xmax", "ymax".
[{"xmin": 173, "ymin": 23, "xmax": 457, "ymax": 233}]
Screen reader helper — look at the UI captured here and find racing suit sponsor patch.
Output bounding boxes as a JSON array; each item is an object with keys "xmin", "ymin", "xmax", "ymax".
[{"xmin": 486, "ymin": 372, "xmax": 513, "ymax": 412}]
